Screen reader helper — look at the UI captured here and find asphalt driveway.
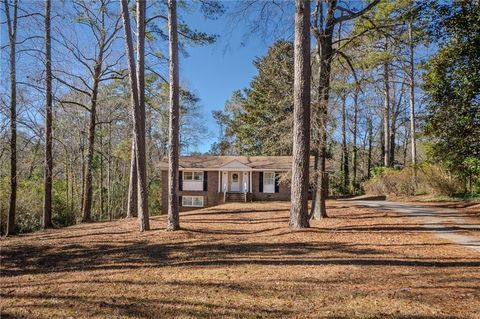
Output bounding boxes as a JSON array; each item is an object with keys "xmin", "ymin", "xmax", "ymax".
[{"xmin": 344, "ymin": 200, "xmax": 480, "ymax": 253}]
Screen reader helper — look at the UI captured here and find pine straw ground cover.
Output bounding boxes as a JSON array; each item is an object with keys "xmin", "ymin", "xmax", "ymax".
[{"xmin": 1, "ymin": 202, "xmax": 479, "ymax": 319}]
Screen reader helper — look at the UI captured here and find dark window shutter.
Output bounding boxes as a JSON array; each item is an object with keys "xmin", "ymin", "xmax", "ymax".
[
  {"xmin": 259, "ymin": 172, "xmax": 263, "ymax": 193},
  {"xmin": 179, "ymin": 171, "xmax": 183, "ymax": 191},
  {"xmin": 203, "ymin": 171, "xmax": 208, "ymax": 191},
  {"xmin": 179, "ymin": 196, "xmax": 182, "ymax": 206},
  {"xmin": 275, "ymin": 172, "xmax": 280, "ymax": 193}
]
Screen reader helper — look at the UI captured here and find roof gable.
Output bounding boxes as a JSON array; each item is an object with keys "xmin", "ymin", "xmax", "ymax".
[
  {"xmin": 220, "ymin": 159, "xmax": 252, "ymax": 170},
  {"xmin": 158, "ymin": 155, "xmax": 332, "ymax": 172}
]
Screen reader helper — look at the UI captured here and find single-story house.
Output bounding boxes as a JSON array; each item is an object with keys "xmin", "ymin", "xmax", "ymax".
[{"xmin": 159, "ymin": 156, "xmax": 331, "ymax": 211}]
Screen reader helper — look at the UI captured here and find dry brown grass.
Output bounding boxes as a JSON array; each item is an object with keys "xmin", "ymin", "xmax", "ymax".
[{"xmin": 1, "ymin": 202, "xmax": 480, "ymax": 319}]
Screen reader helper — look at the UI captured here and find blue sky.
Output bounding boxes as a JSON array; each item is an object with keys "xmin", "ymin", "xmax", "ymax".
[
  {"xmin": 179, "ymin": 4, "xmax": 278, "ymax": 153},
  {"xmin": 0, "ymin": 0, "xmax": 288, "ymax": 153}
]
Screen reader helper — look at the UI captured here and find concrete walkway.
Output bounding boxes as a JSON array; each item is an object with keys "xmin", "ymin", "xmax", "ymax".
[{"xmin": 345, "ymin": 200, "xmax": 480, "ymax": 253}]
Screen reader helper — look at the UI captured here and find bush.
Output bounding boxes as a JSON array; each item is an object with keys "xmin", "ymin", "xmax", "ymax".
[
  {"xmin": 0, "ymin": 176, "xmax": 43, "ymax": 234},
  {"xmin": 0, "ymin": 176, "xmax": 76, "ymax": 234},
  {"xmin": 419, "ymin": 164, "xmax": 464, "ymax": 196},
  {"xmin": 364, "ymin": 167, "xmax": 416, "ymax": 196},
  {"xmin": 364, "ymin": 164, "xmax": 467, "ymax": 197},
  {"xmin": 52, "ymin": 180, "xmax": 77, "ymax": 226}
]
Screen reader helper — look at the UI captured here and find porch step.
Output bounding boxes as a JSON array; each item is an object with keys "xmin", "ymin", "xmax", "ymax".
[{"xmin": 225, "ymin": 192, "xmax": 246, "ymax": 202}]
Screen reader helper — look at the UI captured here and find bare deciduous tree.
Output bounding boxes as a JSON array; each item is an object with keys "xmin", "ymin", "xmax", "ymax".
[
  {"xmin": 310, "ymin": 0, "xmax": 379, "ymax": 219},
  {"xmin": 408, "ymin": 21, "xmax": 417, "ymax": 184},
  {"xmin": 4, "ymin": 0, "xmax": 18, "ymax": 236},
  {"xmin": 126, "ymin": 141, "xmax": 137, "ymax": 218},
  {"xmin": 120, "ymin": 0, "xmax": 150, "ymax": 231}
]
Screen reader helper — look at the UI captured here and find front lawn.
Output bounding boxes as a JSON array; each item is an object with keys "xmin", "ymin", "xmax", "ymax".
[{"xmin": 1, "ymin": 202, "xmax": 479, "ymax": 318}]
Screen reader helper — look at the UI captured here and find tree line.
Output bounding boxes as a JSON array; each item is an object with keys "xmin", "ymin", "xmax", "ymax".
[
  {"xmin": 1, "ymin": 0, "xmax": 478, "ymax": 233},
  {"xmin": 1, "ymin": 0, "xmax": 221, "ymax": 234},
  {"xmin": 211, "ymin": 0, "xmax": 479, "ymax": 227}
]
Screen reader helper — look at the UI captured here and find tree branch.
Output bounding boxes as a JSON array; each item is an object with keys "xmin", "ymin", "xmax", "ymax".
[{"xmin": 333, "ymin": 0, "xmax": 380, "ymax": 25}]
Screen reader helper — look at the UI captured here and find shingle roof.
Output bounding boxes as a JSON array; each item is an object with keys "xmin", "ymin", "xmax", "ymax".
[{"xmin": 158, "ymin": 156, "xmax": 331, "ymax": 171}]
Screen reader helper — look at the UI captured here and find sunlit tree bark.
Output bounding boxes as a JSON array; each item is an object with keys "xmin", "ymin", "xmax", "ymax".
[
  {"xmin": 4, "ymin": 0, "xmax": 18, "ymax": 236},
  {"xmin": 290, "ymin": 0, "xmax": 311, "ymax": 229},
  {"xmin": 43, "ymin": 0, "xmax": 53, "ymax": 228},
  {"xmin": 167, "ymin": 0, "xmax": 180, "ymax": 230},
  {"xmin": 120, "ymin": 0, "xmax": 150, "ymax": 231}
]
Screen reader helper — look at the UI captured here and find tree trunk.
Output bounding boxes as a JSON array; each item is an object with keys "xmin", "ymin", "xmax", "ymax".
[
  {"xmin": 126, "ymin": 141, "xmax": 138, "ymax": 218},
  {"xmin": 403, "ymin": 124, "xmax": 409, "ymax": 166},
  {"xmin": 43, "ymin": 0, "xmax": 53, "ymax": 229},
  {"xmin": 312, "ymin": 0, "xmax": 335, "ymax": 220},
  {"xmin": 351, "ymin": 86, "xmax": 358, "ymax": 193},
  {"xmin": 81, "ymin": 73, "xmax": 101, "ymax": 222},
  {"xmin": 167, "ymin": 0, "xmax": 180, "ymax": 230},
  {"xmin": 390, "ymin": 79, "xmax": 405, "ymax": 168},
  {"xmin": 341, "ymin": 92, "xmax": 349, "ymax": 193},
  {"xmin": 135, "ymin": 0, "xmax": 150, "ymax": 230},
  {"xmin": 309, "ymin": 148, "xmax": 318, "ymax": 218},
  {"xmin": 383, "ymin": 37, "xmax": 391, "ymax": 167},
  {"xmin": 107, "ymin": 122, "xmax": 111, "ymax": 217},
  {"xmin": 390, "ymin": 112, "xmax": 396, "ymax": 167},
  {"xmin": 5, "ymin": 0, "xmax": 18, "ymax": 236},
  {"xmin": 120, "ymin": 0, "xmax": 150, "ymax": 231},
  {"xmin": 70, "ymin": 157, "xmax": 74, "ymax": 213},
  {"xmin": 80, "ymin": 140, "xmax": 85, "ymax": 214},
  {"xmin": 81, "ymin": 11, "xmax": 109, "ymax": 222},
  {"xmin": 65, "ymin": 150, "xmax": 69, "ymax": 215},
  {"xmin": 99, "ymin": 130, "xmax": 104, "ymax": 220},
  {"xmin": 367, "ymin": 116, "xmax": 373, "ymax": 179},
  {"xmin": 290, "ymin": 0, "xmax": 311, "ymax": 229},
  {"xmin": 27, "ymin": 140, "xmax": 41, "ymax": 179},
  {"xmin": 408, "ymin": 21, "xmax": 417, "ymax": 185}
]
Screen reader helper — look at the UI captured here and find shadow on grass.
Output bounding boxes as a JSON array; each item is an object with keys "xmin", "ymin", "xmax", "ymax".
[
  {"xmin": 0, "ymin": 290, "xmax": 292, "ymax": 318},
  {"xmin": 182, "ymin": 208, "xmax": 288, "ymax": 217},
  {"xmin": 3, "ymin": 236, "xmax": 480, "ymax": 278},
  {"xmin": 345, "ymin": 202, "xmax": 479, "ymax": 220}
]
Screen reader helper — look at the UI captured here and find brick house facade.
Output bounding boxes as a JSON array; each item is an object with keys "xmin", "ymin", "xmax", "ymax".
[{"xmin": 160, "ymin": 156, "xmax": 325, "ymax": 212}]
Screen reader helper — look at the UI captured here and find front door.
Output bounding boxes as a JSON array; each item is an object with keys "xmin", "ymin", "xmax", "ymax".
[{"xmin": 229, "ymin": 172, "xmax": 240, "ymax": 192}]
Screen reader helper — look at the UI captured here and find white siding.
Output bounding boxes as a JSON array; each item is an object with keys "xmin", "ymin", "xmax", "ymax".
[
  {"xmin": 182, "ymin": 171, "xmax": 204, "ymax": 191},
  {"xmin": 183, "ymin": 181, "xmax": 203, "ymax": 191}
]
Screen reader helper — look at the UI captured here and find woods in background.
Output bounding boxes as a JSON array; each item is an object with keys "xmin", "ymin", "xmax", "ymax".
[
  {"xmin": 212, "ymin": 0, "xmax": 479, "ymax": 205},
  {"xmin": 1, "ymin": 0, "xmax": 479, "ymax": 234},
  {"xmin": 0, "ymin": 0, "xmax": 222, "ymax": 234}
]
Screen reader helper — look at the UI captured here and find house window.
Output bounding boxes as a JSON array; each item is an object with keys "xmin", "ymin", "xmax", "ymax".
[
  {"xmin": 263, "ymin": 172, "xmax": 275, "ymax": 193},
  {"xmin": 182, "ymin": 196, "xmax": 204, "ymax": 207},
  {"xmin": 232, "ymin": 173, "xmax": 239, "ymax": 182},
  {"xmin": 183, "ymin": 171, "xmax": 203, "ymax": 181}
]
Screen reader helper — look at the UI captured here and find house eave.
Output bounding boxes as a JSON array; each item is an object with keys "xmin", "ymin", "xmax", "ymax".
[{"xmin": 159, "ymin": 168, "xmax": 287, "ymax": 172}]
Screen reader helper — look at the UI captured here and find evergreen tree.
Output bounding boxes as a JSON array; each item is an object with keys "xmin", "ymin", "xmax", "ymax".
[
  {"xmin": 212, "ymin": 41, "xmax": 294, "ymax": 156},
  {"xmin": 423, "ymin": 0, "xmax": 480, "ymax": 192}
]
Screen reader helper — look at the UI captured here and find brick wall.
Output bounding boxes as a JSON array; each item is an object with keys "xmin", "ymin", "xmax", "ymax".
[
  {"xmin": 161, "ymin": 170, "xmax": 221, "ymax": 213},
  {"xmin": 161, "ymin": 170, "xmax": 295, "ymax": 212},
  {"xmin": 251, "ymin": 171, "xmax": 291, "ymax": 201}
]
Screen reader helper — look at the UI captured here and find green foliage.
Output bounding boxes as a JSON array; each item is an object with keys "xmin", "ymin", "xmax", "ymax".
[
  {"xmin": 0, "ymin": 176, "xmax": 77, "ymax": 234},
  {"xmin": 1, "ymin": 177, "xmax": 42, "ymax": 234},
  {"xmin": 148, "ymin": 179, "xmax": 162, "ymax": 216},
  {"xmin": 146, "ymin": 0, "xmax": 223, "ymax": 49},
  {"xmin": 422, "ymin": 0, "xmax": 480, "ymax": 189},
  {"xmin": 211, "ymin": 41, "xmax": 294, "ymax": 155},
  {"xmin": 52, "ymin": 180, "xmax": 77, "ymax": 227},
  {"xmin": 369, "ymin": 166, "xmax": 390, "ymax": 179}
]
